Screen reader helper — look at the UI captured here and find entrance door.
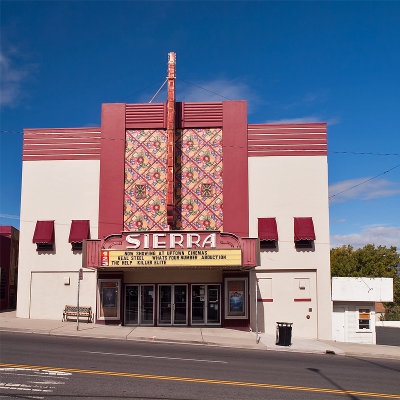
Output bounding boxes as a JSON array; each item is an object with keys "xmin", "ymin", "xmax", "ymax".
[
  {"xmin": 140, "ymin": 285, "xmax": 155, "ymax": 325},
  {"xmin": 206, "ymin": 285, "xmax": 220, "ymax": 324},
  {"xmin": 158, "ymin": 285, "xmax": 187, "ymax": 325},
  {"xmin": 191, "ymin": 285, "xmax": 206, "ymax": 324},
  {"xmin": 125, "ymin": 285, "xmax": 154, "ymax": 326},
  {"xmin": 191, "ymin": 284, "xmax": 221, "ymax": 325},
  {"xmin": 125, "ymin": 285, "xmax": 139, "ymax": 325},
  {"xmin": 173, "ymin": 285, "xmax": 187, "ymax": 325},
  {"xmin": 332, "ymin": 306, "xmax": 346, "ymax": 342}
]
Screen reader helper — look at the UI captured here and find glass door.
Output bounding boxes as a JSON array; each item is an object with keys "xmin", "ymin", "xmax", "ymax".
[
  {"xmin": 207, "ymin": 285, "xmax": 220, "ymax": 324},
  {"xmin": 191, "ymin": 284, "xmax": 221, "ymax": 325},
  {"xmin": 174, "ymin": 285, "xmax": 187, "ymax": 325},
  {"xmin": 159, "ymin": 285, "xmax": 172, "ymax": 325},
  {"xmin": 191, "ymin": 285, "xmax": 206, "ymax": 324},
  {"xmin": 140, "ymin": 285, "xmax": 154, "ymax": 325},
  {"xmin": 158, "ymin": 285, "xmax": 188, "ymax": 326},
  {"xmin": 125, "ymin": 285, "xmax": 139, "ymax": 325}
]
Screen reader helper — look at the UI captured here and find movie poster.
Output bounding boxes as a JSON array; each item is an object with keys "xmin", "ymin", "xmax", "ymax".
[
  {"xmin": 102, "ymin": 287, "xmax": 117, "ymax": 308},
  {"xmin": 226, "ymin": 279, "xmax": 246, "ymax": 317},
  {"xmin": 229, "ymin": 291, "xmax": 244, "ymax": 312}
]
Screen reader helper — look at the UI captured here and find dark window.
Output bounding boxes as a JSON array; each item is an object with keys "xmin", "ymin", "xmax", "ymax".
[
  {"xmin": 36, "ymin": 243, "xmax": 54, "ymax": 251},
  {"xmin": 295, "ymin": 239, "xmax": 313, "ymax": 249},
  {"xmin": 71, "ymin": 242, "xmax": 83, "ymax": 251},
  {"xmin": 359, "ymin": 309, "xmax": 370, "ymax": 330},
  {"xmin": 260, "ymin": 240, "xmax": 277, "ymax": 249}
]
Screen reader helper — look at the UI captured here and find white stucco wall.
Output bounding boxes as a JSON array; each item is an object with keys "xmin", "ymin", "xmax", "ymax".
[
  {"xmin": 250, "ymin": 269, "xmax": 318, "ymax": 338},
  {"xmin": 30, "ymin": 270, "xmax": 97, "ymax": 320},
  {"xmin": 17, "ymin": 160, "xmax": 100, "ymax": 319},
  {"xmin": 248, "ymin": 156, "xmax": 332, "ymax": 339},
  {"xmin": 332, "ymin": 277, "xmax": 393, "ymax": 302}
]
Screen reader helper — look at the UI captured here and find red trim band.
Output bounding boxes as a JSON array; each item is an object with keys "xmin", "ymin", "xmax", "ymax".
[
  {"xmin": 294, "ymin": 298, "xmax": 312, "ymax": 302},
  {"xmin": 257, "ymin": 299, "xmax": 273, "ymax": 302},
  {"xmin": 249, "ymin": 123, "xmax": 327, "ymax": 129},
  {"xmin": 249, "ymin": 151, "xmax": 327, "ymax": 157}
]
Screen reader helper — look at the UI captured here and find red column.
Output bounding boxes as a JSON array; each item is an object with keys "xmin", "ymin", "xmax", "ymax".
[
  {"xmin": 222, "ymin": 101, "xmax": 249, "ymax": 237},
  {"xmin": 98, "ymin": 103, "xmax": 126, "ymax": 239}
]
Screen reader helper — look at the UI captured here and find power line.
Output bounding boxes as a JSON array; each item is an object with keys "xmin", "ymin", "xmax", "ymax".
[
  {"xmin": 180, "ymin": 79, "xmax": 233, "ymax": 101},
  {"xmin": 148, "ymin": 79, "xmax": 167, "ymax": 103},
  {"xmin": 333, "ymin": 151, "xmax": 400, "ymax": 156},
  {"xmin": 329, "ymin": 163, "xmax": 400, "ymax": 201}
]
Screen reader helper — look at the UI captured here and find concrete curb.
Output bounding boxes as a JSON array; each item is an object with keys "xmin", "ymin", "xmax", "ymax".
[
  {"xmin": 1, "ymin": 324, "xmax": 399, "ymax": 359},
  {"xmin": 0, "ymin": 327, "xmax": 265, "ymax": 351}
]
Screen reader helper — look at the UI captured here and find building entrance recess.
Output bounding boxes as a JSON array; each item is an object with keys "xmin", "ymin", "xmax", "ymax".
[{"xmin": 124, "ymin": 283, "xmax": 221, "ymax": 326}]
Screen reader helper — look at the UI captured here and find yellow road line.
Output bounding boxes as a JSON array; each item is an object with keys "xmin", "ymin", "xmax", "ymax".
[{"xmin": 1, "ymin": 362, "xmax": 399, "ymax": 399}]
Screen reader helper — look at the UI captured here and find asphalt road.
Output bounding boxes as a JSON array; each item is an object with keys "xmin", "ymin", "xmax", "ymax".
[
  {"xmin": 0, "ymin": 331, "xmax": 400, "ymax": 400},
  {"xmin": 376, "ymin": 327, "xmax": 400, "ymax": 346}
]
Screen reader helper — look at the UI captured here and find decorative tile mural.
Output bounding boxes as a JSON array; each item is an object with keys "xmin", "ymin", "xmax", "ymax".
[
  {"xmin": 124, "ymin": 128, "xmax": 223, "ymax": 231},
  {"xmin": 175, "ymin": 128, "xmax": 223, "ymax": 231},
  {"xmin": 124, "ymin": 129, "xmax": 168, "ymax": 231}
]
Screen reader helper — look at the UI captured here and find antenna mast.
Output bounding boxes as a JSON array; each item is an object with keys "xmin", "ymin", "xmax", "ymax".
[{"xmin": 166, "ymin": 52, "xmax": 176, "ymax": 229}]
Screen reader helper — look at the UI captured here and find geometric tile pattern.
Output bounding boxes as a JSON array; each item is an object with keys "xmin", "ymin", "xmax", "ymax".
[
  {"xmin": 175, "ymin": 128, "xmax": 223, "ymax": 231},
  {"xmin": 124, "ymin": 129, "xmax": 168, "ymax": 230},
  {"xmin": 123, "ymin": 128, "xmax": 223, "ymax": 232}
]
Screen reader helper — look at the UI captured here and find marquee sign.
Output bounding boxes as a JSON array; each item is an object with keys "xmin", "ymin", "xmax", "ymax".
[
  {"xmin": 100, "ymin": 231, "xmax": 242, "ymax": 268},
  {"xmin": 100, "ymin": 249, "xmax": 242, "ymax": 267},
  {"xmin": 83, "ymin": 231, "xmax": 259, "ymax": 269}
]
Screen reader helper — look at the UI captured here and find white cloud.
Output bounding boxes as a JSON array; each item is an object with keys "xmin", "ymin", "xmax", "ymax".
[
  {"xmin": 0, "ymin": 50, "xmax": 33, "ymax": 107},
  {"xmin": 177, "ymin": 79, "xmax": 255, "ymax": 103},
  {"xmin": 331, "ymin": 218, "xmax": 347, "ymax": 224},
  {"xmin": 331, "ymin": 226, "xmax": 400, "ymax": 249},
  {"xmin": 266, "ymin": 116, "xmax": 339, "ymax": 125},
  {"xmin": 329, "ymin": 177, "xmax": 400, "ymax": 203},
  {"xmin": 0, "ymin": 213, "xmax": 19, "ymax": 220}
]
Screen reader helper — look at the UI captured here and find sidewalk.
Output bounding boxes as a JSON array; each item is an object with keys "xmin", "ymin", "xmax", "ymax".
[
  {"xmin": 0, "ymin": 311, "xmax": 263, "ymax": 350},
  {"xmin": 1, "ymin": 310, "xmax": 400, "ymax": 360}
]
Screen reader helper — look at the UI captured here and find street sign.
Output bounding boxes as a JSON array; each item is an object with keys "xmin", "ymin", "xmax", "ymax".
[{"xmin": 79, "ymin": 268, "xmax": 83, "ymax": 280}]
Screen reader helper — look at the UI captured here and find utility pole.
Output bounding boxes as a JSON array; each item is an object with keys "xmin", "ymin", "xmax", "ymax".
[
  {"xmin": 255, "ymin": 276, "xmax": 259, "ymax": 343},
  {"xmin": 77, "ymin": 268, "xmax": 83, "ymax": 331}
]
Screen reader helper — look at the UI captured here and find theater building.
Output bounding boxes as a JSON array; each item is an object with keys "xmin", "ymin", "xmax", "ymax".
[{"xmin": 16, "ymin": 53, "xmax": 332, "ymax": 338}]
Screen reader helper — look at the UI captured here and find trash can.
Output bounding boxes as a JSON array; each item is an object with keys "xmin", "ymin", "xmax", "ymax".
[{"xmin": 276, "ymin": 322, "xmax": 293, "ymax": 346}]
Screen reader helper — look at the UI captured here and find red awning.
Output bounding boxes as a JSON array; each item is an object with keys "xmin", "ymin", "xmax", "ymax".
[
  {"xmin": 294, "ymin": 217, "xmax": 315, "ymax": 241},
  {"xmin": 258, "ymin": 218, "xmax": 278, "ymax": 241},
  {"xmin": 33, "ymin": 221, "xmax": 55, "ymax": 243},
  {"xmin": 69, "ymin": 220, "xmax": 90, "ymax": 243}
]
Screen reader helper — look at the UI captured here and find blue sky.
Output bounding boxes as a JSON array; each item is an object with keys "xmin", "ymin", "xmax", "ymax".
[{"xmin": 1, "ymin": 1, "xmax": 399, "ymax": 249}]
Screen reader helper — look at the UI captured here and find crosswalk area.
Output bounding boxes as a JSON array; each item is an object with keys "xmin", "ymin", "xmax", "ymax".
[{"xmin": 0, "ymin": 367, "xmax": 71, "ymax": 399}]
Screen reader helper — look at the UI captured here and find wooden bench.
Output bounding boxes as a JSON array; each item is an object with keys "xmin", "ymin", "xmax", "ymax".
[{"xmin": 62, "ymin": 305, "xmax": 93, "ymax": 323}]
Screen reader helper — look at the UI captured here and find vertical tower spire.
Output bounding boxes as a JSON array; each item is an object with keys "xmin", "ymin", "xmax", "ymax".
[{"xmin": 166, "ymin": 52, "xmax": 176, "ymax": 229}]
